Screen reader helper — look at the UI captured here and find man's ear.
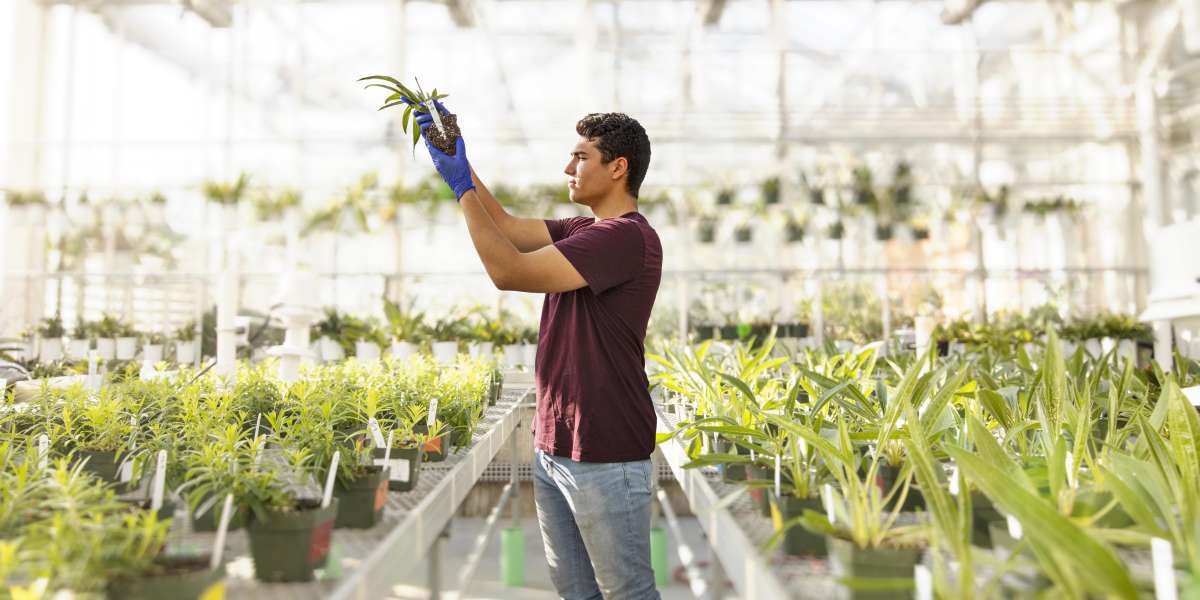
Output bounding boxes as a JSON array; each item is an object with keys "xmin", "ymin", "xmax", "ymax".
[{"xmin": 609, "ymin": 157, "xmax": 628, "ymax": 181}]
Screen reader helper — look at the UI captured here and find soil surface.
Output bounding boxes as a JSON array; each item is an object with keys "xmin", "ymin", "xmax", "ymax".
[{"xmin": 425, "ymin": 113, "xmax": 462, "ymax": 156}]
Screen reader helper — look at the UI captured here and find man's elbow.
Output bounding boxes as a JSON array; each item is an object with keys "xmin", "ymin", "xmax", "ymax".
[{"xmin": 489, "ymin": 266, "xmax": 518, "ymax": 291}]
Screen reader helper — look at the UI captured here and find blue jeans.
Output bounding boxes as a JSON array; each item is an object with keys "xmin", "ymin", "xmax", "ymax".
[{"xmin": 533, "ymin": 449, "xmax": 661, "ymax": 600}]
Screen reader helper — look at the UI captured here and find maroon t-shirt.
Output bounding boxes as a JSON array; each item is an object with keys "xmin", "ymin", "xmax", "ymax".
[{"xmin": 534, "ymin": 211, "xmax": 663, "ymax": 463}]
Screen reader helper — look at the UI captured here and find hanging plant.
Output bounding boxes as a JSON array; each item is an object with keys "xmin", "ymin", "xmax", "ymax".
[
  {"xmin": 715, "ymin": 188, "xmax": 736, "ymax": 206},
  {"xmin": 851, "ymin": 165, "xmax": 875, "ymax": 206},
  {"xmin": 760, "ymin": 177, "xmax": 781, "ymax": 206},
  {"xmin": 697, "ymin": 217, "xmax": 717, "ymax": 244},
  {"xmin": 359, "ymin": 75, "xmax": 456, "ymax": 155},
  {"xmin": 202, "ymin": 173, "xmax": 250, "ymax": 206}
]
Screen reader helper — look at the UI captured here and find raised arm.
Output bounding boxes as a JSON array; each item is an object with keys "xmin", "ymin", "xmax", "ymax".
[{"xmin": 469, "ymin": 167, "xmax": 554, "ymax": 252}]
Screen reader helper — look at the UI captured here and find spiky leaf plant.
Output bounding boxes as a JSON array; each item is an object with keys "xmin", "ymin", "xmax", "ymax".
[{"xmin": 358, "ymin": 75, "xmax": 458, "ymax": 155}]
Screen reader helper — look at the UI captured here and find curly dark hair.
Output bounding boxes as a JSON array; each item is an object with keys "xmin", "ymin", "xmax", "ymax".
[{"xmin": 575, "ymin": 113, "xmax": 651, "ymax": 198}]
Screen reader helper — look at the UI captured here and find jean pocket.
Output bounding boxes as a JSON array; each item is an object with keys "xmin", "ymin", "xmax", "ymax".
[{"xmin": 622, "ymin": 460, "xmax": 652, "ymax": 496}]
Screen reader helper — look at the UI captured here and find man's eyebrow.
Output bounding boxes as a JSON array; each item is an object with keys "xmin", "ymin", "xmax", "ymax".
[{"xmin": 570, "ymin": 150, "xmax": 587, "ymax": 157}]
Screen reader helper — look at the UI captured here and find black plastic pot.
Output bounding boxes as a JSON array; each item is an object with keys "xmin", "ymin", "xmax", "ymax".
[
  {"xmin": 247, "ymin": 498, "xmax": 339, "ymax": 583},
  {"xmin": 692, "ymin": 325, "xmax": 717, "ymax": 340},
  {"xmin": 772, "ymin": 495, "xmax": 827, "ymax": 557},
  {"xmin": 827, "ymin": 536, "xmax": 922, "ymax": 600},
  {"xmin": 719, "ymin": 325, "xmax": 740, "ymax": 340},
  {"xmin": 72, "ymin": 449, "xmax": 123, "ymax": 484},
  {"xmin": 970, "ymin": 491, "xmax": 1004, "ymax": 548},
  {"xmin": 372, "ymin": 446, "xmax": 423, "ymax": 492},
  {"xmin": 107, "ymin": 557, "xmax": 225, "ymax": 600},
  {"xmin": 333, "ymin": 465, "xmax": 389, "ymax": 529},
  {"xmin": 875, "ymin": 464, "xmax": 926, "ymax": 512}
]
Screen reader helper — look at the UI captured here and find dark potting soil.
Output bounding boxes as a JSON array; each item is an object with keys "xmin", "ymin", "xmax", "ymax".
[{"xmin": 425, "ymin": 113, "xmax": 462, "ymax": 156}]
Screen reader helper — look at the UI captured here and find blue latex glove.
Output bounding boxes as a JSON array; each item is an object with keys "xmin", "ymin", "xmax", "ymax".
[{"xmin": 400, "ymin": 98, "xmax": 474, "ymax": 200}]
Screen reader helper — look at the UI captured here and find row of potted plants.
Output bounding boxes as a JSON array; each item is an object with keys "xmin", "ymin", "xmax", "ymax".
[
  {"xmin": 652, "ymin": 333, "xmax": 1200, "ymax": 598},
  {"xmin": 0, "ymin": 353, "xmax": 501, "ymax": 594},
  {"xmin": 6, "ymin": 314, "xmax": 201, "ymax": 365}
]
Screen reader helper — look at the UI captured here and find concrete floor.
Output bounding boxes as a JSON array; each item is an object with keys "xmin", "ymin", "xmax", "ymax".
[{"xmin": 383, "ymin": 516, "xmax": 737, "ymax": 600}]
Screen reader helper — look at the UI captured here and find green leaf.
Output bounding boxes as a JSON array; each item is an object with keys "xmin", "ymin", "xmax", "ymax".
[
  {"xmin": 402, "ymin": 103, "xmax": 414, "ymax": 133},
  {"xmin": 946, "ymin": 444, "xmax": 1138, "ymax": 599}
]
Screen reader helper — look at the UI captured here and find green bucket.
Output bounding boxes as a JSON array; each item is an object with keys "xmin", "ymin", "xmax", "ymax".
[{"xmin": 107, "ymin": 558, "xmax": 226, "ymax": 600}]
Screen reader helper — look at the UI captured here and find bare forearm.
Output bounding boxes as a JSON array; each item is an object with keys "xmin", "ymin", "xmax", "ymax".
[
  {"xmin": 469, "ymin": 168, "xmax": 512, "ymax": 225},
  {"xmin": 458, "ymin": 189, "xmax": 520, "ymax": 287}
]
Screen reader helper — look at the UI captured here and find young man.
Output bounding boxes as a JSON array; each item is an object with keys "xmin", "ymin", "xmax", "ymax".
[{"xmin": 407, "ymin": 100, "xmax": 663, "ymax": 600}]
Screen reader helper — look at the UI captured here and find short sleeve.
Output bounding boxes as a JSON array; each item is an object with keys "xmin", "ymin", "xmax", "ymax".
[
  {"xmin": 553, "ymin": 218, "xmax": 645, "ymax": 295},
  {"xmin": 545, "ymin": 217, "xmax": 590, "ymax": 243}
]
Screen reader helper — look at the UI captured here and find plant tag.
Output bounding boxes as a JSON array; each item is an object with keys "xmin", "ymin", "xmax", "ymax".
[
  {"xmin": 427, "ymin": 398, "xmax": 439, "ymax": 429},
  {"xmin": 1065, "ymin": 451, "xmax": 1075, "ymax": 488},
  {"xmin": 373, "ymin": 457, "xmax": 410, "ymax": 482},
  {"xmin": 948, "ymin": 465, "xmax": 960, "ymax": 496},
  {"xmin": 774, "ymin": 454, "xmax": 782, "ymax": 498},
  {"xmin": 211, "ymin": 494, "xmax": 235, "ymax": 570},
  {"xmin": 1006, "ymin": 515, "xmax": 1023, "ymax": 540},
  {"xmin": 383, "ymin": 431, "xmax": 395, "ymax": 464},
  {"xmin": 37, "ymin": 434, "xmax": 49, "ymax": 470},
  {"xmin": 914, "ymin": 564, "xmax": 933, "ymax": 600},
  {"xmin": 1153, "ymin": 537, "xmax": 1178, "ymax": 600},
  {"xmin": 799, "ymin": 438, "xmax": 808, "ymax": 458},
  {"xmin": 822, "ymin": 484, "xmax": 836, "ymax": 524},
  {"xmin": 321, "ymin": 451, "xmax": 340, "ymax": 509},
  {"xmin": 150, "ymin": 450, "xmax": 168, "ymax": 511},
  {"xmin": 427, "ymin": 99, "xmax": 447, "ymax": 136},
  {"xmin": 120, "ymin": 459, "xmax": 134, "ymax": 483},
  {"xmin": 368, "ymin": 418, "xmax": 386, "ymax": 449},
  {"xmin": 749, "ymin": 449, "xmax": 756, "ymax": 461},
  {"xmin": 253, "ymin": 413, "xmax": 262, "ymax": 441}
]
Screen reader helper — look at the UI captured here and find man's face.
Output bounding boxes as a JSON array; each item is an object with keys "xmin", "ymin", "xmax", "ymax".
[{"xmin": 564, "ymin": 137, "xmax": 619, "ymax": 206}]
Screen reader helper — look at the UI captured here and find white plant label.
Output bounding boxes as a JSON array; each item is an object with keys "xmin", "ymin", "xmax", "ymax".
[
  {"xmin": 150, "ymin": 450, "xmax": 168, "ymax": 511},
  {"xmin": 211, "ymin": 494, "xmax": 235, "ymax": 570},
  {"xmin": 1152, "ymin": 537, "xmax": 1178, "ymax": 600},
  {"xmin": 799, "ymin": 438, "xmax": 808, "ymax": 459},
  {"xmin": 749, "ymin": 449, "xmax": 756, "ymax": 461},
  {"xmin": 374, "ymin": 457, "xmax": 410, "ymax": 482},
  {"xmin": 383, "ymin": 431, "xmax": 395, "ymax": 464},
  {"xmin": 822, "ymin": 484, "xmax": 837, "ymax": 524},
  {"xmin": 321, "ymin": 451, "xmax": 340, "ymax": 509},
  {"xmin": 119, "ymin": 459, "xmax": 134, "ymax": 483},
  {"xmin": 37, "ymin": 434, "xmax": 48, "ymax": 470},
  {"xmin": 948, "ymin": 465, "xmax": 960, "ymax": 496},
  {"xmin": 914, "ymin": 564, "xmax": 933, "ymax": 600},
  {"xmin": 427, "ymin": 398, "xmax": 439, "ymax": 430},
  {"xmin": 1006, "ymin": 515, "xmax": 1023, "ymax": 540},
  {"xmin": 1065, "ymin": 451, "xmax": 1075, "ymax": 488},
  {"xmin": 774, "ymin": 454, "xmax": 782, "ymax": 498},
  {"xmin": 253, "ymin": 413, "xmax": 262, "ymax": 441},
  {"xmin": 427, "ymin": 99, "xmax": 447, "ymax": 135},
  {"xmin": 368, "ymin": 418, "xmax": 386, "ymax": 449}
]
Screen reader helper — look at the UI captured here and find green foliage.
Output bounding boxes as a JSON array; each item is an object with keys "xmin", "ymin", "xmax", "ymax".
[{"xmin": 358, "ymin": 75, "xmax": 449, "ymax": 154}]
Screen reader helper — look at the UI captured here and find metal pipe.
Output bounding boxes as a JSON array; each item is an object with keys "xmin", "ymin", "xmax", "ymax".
[
  {"xmin": 656, "ymin": 488, "xmax": 708, "ymax": 599},
  {"xmin": 452, "ymin": 481, "xmax": 515, "ymax": 600}
]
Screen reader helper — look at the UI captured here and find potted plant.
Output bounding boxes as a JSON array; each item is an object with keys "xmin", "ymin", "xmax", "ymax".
[
  {"xmin": 54, "ymin": 386, "xmax": 137, "ymax": 484},
  {"xmin": 425, "ymin": 316, "xmax": 466, "ymax": 366},
  {"xmin": 174, "ymin": 322, "xmax": 198, "ymax": 364},
  {"xmin": 143, "ymin": 332, "xmax": 167, "ymax": 365},
  {"xmin": 785, "ymin": 215, "xmax": 807, "ymax": 244},
  {"xmin": 116, "ymin": 321, "xmax": 139, "ymax": 361},
  {"xmin": 67, "ymin": 317, "xmax": 92, "ymax": 361},
  {"xmin": 353, "ymin": 320, "xmax": 388, "ymax": 363},
  {"xmin": 715, "ymin": 187, "xmax": 735, "ymax": 206},
  {"xmin": 359, "ymin": 75, "xmax": 455, "ymax": 156},
  {"xmin": 94, "ymin": 314, "xmax": 124, "ymax": 360},
  {"xmin": 242, "ymin": 447, "xmax": 339, "ymax": 583},
  {"xmin": 331, "ymin": 437, "xmax": 389, "ymax": 529},
  {"xmin": 760, "ymin": 176, "xmax": 781, "ymax": 205},
  {"xmin": 696, "ymin": 216, "xmax": 717, "ymax": 244},
  {"xmin": 312, "ymin": 307, "xmax": 347, "ymax": 362},
  {"xmin": 383, "ymin": 298, "xmax": 425, "ymax": 361},
  {"xmin": 733, "ymin": 222, "xmax": 754, "ymax": 244},
  {"xmin": 176, "ymin": 424, "xmax": 255, "ymax": 532},
  {"xmin": 37, "ymin": 316, "xmax": 65, "ymax": 363},
  {"xmin": 372, "ymin": 405, "xmax": 432, "ymax": 492},
  {"xmin": 104, "ymin": 513, "xmax": 226, "ymax": 600}
]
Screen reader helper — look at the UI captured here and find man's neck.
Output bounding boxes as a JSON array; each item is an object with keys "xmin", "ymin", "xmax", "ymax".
[{"xmin": 590, "ymin": 194, "xmax": 638, "ymax": 220}]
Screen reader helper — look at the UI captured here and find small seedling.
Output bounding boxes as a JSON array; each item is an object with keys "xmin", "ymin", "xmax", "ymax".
[{"xmin": 358, "ymin": 75, "xmax": 460, "ymax": 156}]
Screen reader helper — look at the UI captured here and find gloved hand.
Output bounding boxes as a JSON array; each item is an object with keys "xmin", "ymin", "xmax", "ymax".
[{"xmin": 400, "ymin": 97, "xmax": 474, "ymax": 200}]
